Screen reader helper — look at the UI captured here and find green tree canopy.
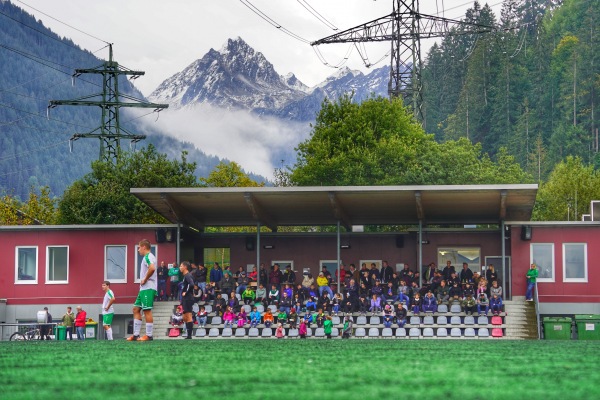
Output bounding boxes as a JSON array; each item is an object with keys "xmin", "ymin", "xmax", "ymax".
[
  {"xmin": 291, "ymin": 95, "xmax": 532, "ymax": 186},
  {"xmin": 200, "ymin": 161, "xmax": 264, "ymax": 187},
  {"xmin": 58, "ymin": 145, "xmax": 199, "ymax": 224},
  {"xmin": 532, "ymin": 156, "xmax": 600, "ymax": 221},
  {"xmin": 0, "ymin": 186, "xmax": 58, "ymax": 225}
]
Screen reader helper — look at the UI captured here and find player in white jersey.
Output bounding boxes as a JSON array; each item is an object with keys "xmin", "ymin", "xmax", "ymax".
[
  {"xmin": 127, "ymin": 239, "xmax": 157, "ymax": 341},
  {"xmin": 101, "ymin": 281, "xmax": 116, "ymax": 340}
]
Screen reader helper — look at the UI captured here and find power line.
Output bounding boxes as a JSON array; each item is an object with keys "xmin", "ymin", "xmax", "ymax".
[
  {"xmin": 0, "ymin": 100, "xmax": 95, "ymax": 129},
  {"xmin": 239, "ymin": 0, "xmax": 310, "ymax": 44},
  {"xmin": 0, "ymin": 139, "xmax": 69, "ymax": 163},
  {"xmin": 296, "ymin": 0, "xmax": 338, "ymax": 31},
  {"xmin": 15, "ymin": 0, "xmax": 109, "ymax": 44}
]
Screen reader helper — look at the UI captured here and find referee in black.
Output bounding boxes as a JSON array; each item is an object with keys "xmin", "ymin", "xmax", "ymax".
[{"xmin": 179, "ymin": 261, "xmax": 195, "ymax": 339}]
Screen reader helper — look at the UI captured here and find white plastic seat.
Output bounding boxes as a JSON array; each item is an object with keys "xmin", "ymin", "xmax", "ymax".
[
  {"xmin": 423, "ymin": 327, "xmax": 434, "ymax": 337},
  {"xmin": 450, "ymin": 316, "xmax": 461, "ymax": 325},
  {"xmin": 268, "ymin": 305, "xmax": 277, "ymax": 313},
  {"xmin": 437, "ymin": 316, "xmax": 448, "ymax": 325},
  {"xmin": 204, "ymin": 305, "xmax": 213, "ymax": 313},
  {"xmin": 368, "ymin": 328, "xmax": 380, "ymax": 337},
  {"xmin": 261, "ymin": 328, "xmax": 273, "ymax": 337},
  {"xmin": 356, "ymin": 316, "xmax": 367, "ymax": 325},
  {"xmin": 332, "ymin": 316, "xmax": 341, "ymax": 325},
  {"xmin": 235, "ymin": 328, "xmax": 246, "ymax": 337},
  {"xmin": 450, "ymin": 328, "xmax": 462, "ymax": 337},
  {"xmin": 409, "ymin": 328, "xmax": 420, "ymax": 337},
  {"xmin": 423, "ymin": 316, "xmax": 434, "ymax": 325},
  {"xmin": 208, "ymin": 328, "xmax": 220, "ymax": 337},
  {"xmin": 355, "ymin": 327, "xmax": 366, "ymax": 337},
  {"xmin": 396, "ymin": 328, "xmax": 407, "ymax": 338},
  {"xmin": 211, "ymin": 316, "xmax": 222, "ymax": 325},
  {"xmin": 221, "ymin": 293, "xmax": 229, "ymax": 301},
  {"xmin": 314, "ymin": 328, "xmax": 325, "ymax": 337},
  {"xmin": 438, "ymin": 304, "xmax": 448, "ymax": 313},
  {"xmin": 306, "ymin": 327, "xmax": 313, "ymax": 337},
  {"xmin": 331, "ymin": 328, "xmax": 339, "ymax": 337},
  {"xmin": 464, "ymin": 328, "xmax": 476, "ymax": 337},
  {"xmin": 194, "ymin": 328, "xmax": 206, "ymax": 337},
  {"xmin": 381, "ymin": 328, "xmax": 393, "ymax": 337},
  {"xmin": 478, "ymin": 328, "xmax": 490, "ymax": 338},
  {"xmin": 464, "ymin": 316, "xmax": 475, "ymax": 325},
  {"xmin": 477, "ymin": 316, "xmax": 489, "ymax": 325},
  {"xmin": 410, "ymin": 316, "xmax": 421, "ymax": 325},
  {"xmin": 450, "ymin": 304, "xmax": 462, "ymax": 313},
  {"xmin": 221, "ymin": 328, "xmax": 232, "ymax": 337},
  {"xmin": 243, "ymin": 305, "xmax": 251, "ymax": 313},
  {"xmin": 248, "ymin": 328, "xmax": 259, "ymax": 337},
  {"xmin": 256, "ymin": 305, "xmax": 265, "ymax": 313},
  {"xmin": 369, "ymin": 316, "xmax": 381, "ymax": 325},
  {"xmin": 436, "ymin": 328, "xmax": 448, "ymax": 337},
  {"xmin": 288, "ymin": 328, "xmax": 299, "ymax": 338}
]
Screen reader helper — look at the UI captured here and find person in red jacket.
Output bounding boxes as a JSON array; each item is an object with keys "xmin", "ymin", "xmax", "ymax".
[{"xmin": 75, "ymin": 306, "xmax": 87, "ymax": 341}]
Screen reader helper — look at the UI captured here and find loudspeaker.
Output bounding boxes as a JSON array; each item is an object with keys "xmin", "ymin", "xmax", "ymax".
[
  {"xmin": 245, "ymin": 237, "xmax": 255, "ymax": 251},
  {"xmin": 521, "ymin": 226, "xmax": 532, "ymax": 241},
  {"xmin": 395, "ymin": 235, "xmax": 404, "ymax": 248},
  {"xmin": 155, "ymin": 228, "xmax": 166, "ymax": 243}
]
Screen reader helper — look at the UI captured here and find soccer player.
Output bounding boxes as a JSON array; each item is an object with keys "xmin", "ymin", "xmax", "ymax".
[
  {"xmin": 179, "ymin": 261, "xmax": 195, "ymax": 339},
  {"xmin": 127, "ymin": 239, "xmax": 157, "ymax": 341},
  {"xmin": 102, "ymin": 281, "xmax": 116, "ymax": 340}
]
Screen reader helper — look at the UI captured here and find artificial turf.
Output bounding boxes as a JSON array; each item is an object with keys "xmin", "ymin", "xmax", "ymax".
[{"xmin": 0, "ymin": 340, "xmax": 598, "ymax": 400}]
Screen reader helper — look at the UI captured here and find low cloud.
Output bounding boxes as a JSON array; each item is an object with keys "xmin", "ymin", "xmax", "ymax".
[{"xmin": 139, "ymin": 105, "xmax": 310, "ymax": 179}]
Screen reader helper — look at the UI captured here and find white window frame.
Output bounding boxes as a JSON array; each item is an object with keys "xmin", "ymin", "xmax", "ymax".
[
  {"xmin": 360, "ymin": 260, "xmax": 382, "ymax": 271},
  {"xmin": 530, "ymin": 243, "xmax": 555, "ymax": 283},
  {"xmin": 134, "ymin": 245, "xmax": 158, "ymax": 283},
  {"xmin": 105, "ymin": 245, "xmax": 127, "ymax": 283},
  {"xmin": 272, "ymin": 260, "xmax": 294, "ymax": 272},
  {"xmin": 15, "ymin": 246, "xmax": 38, "ymax": 284},
  {"xmin": 562, "ymin": 243, "xmax": 587, "ymax": 283},
  {"xmin": 46, "ymin": 245, "xmax": 69, "ymax": 284}
]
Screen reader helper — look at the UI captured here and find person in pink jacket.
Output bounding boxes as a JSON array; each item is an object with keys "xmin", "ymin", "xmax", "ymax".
[{"xmin": 276, "ymin": 323, "xmax": 284, "ymax": 339}]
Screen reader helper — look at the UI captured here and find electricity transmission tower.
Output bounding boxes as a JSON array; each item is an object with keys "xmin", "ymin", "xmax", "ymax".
[
  {"xmin": 49, "ymin": 44, "xmax": 168, "ymax": 163},
  {"xmin": 311, "ymin": 0, "xmax": 496, "ymax": 121}
]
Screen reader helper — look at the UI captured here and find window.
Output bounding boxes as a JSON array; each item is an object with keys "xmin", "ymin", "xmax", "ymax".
[
  {"xmin": 15, "ymin": 246, "xmax": 38, "ymax": 284},
  {"xmin": 105, "ymin": 245, "xmax": 127, "ymax": 283},
  {"xmin": 272, "ymin": 260, "xmax": 294, "ymax": 271},
  {"xmin": 47, "ymin": 246, "xmax": 68, "ymax": 283},
  {"xmin": 437, "ymin": 248, "xmax": 481, "ymax": 272},
  {"xmin": 360, "ymin": 260, "xmax": 382, "ymax": 272},
  {"xmin": 531, "ymin": 243, "xmax": 554, "ymax": 282},
  {"xmin": 563, "ymin": 243, "xmax": 587, "ymax": 282},
  {"xmin": 319, "ymin": 260, "xmax": 338, "ymax": 273},
  {"xmin": 135, "ymin": 245, "xmax": 157, "ymax": 283}
]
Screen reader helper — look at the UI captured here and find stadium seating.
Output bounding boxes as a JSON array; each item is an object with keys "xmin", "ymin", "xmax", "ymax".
[
  {"xmin": 288, "ymin": 329, "xmax": 299, "ymax": 338},
  {"xmin": 221, "ymin": 293, "xmax": 229, "ymax": 301},
  {"xmin": 478, "ymin": 328, "xmax": 490, "ymax": 338},
  {"xmin": 410, "ymin": 316, "xmax": 421, "ymax": 325},
  {"xmin": 464, "ymin": 328, "xmax": 476, "ymax": 337},
  {"xmin": 211, "ymin": 316, "xmax": 222, "ymax": 325},
  {"xmin": 396, "ymin": 328, "xmax": 407, "ymax": 338},
  {"xmin": 437, "ymin": 316, "xmax": 448, "ymax": 325},
  {"xmin": 478, "ymin": 316, "xmax": 489, "ymax": 325},
  {"xmin": 314, "ymin": 328, "xmax": 325, "ymax": 337},
  {"xmin": 235, "ymin": 328, "xmax": 246, "ymax": 337},
  {"xmin": 450, "ymin": 304, "xmax": 462, "ymax": 313},
  {"xmin": 437, "ymin": 304, "xmax": 448, "ymax": 313},
  {"xmin": 243, "ymin": 305, "xmax": 251, "ymax": 313},
  {"xmin": 492, "ymin": 328, "xmax": 503, "ymax": 338},
  {"xmin": 332, "ymin": 316, "xmax": 341, "ymax": 325},
  {"xmin": 409, "ymin": 328, "xmax": 420, "ymax": 338},
  {"xmin": 450, "ymin": 328, "xmax": 462, "ymax": 337},
  {"xmin": 381, "ymin": 328, "xmax": 393, "ymax": 337},
  {"xmin": 261, "ymin": 328, "xmax": 273, "ymax": 337},
  {"xmin": 355, "ymin": 327, "xmax": 366, "ymax": 337},
  {"xmin": 356, "ymin": 316, "xmax": 367, "ymax": 325},
  {"xmin": 235, "ymin": 294, "xmax": 241, "ymax": 301},
  {"xmin": 450, "ymin": 316, "xmax": 461, "ymax": 325},
  {"xmin": 331, "ymin": 328, "xmax": 339, "ymax": 337},
  {"xmin": 222, "ymin": 328, "xmax": 233, "ymax": 337},
  {"xmin": 195, "ymin": 328, "xmax": 206, "ymax": 337},
  {"xmin": 464, "ymin": 316, "xmax": 475, "ymax": 325},
  {"xmin": 268, "ymin": 305, "xmax": 277, "ymax": 313},
  {"xmin": 423, "ymin": 316, "xmax": 434, "ymax": 325},
  {"xmin": 436, "ymin": 328, "xmax": 448, "ymax": 337},
  {"xmin": 204, "ymin": 305, "xmax": 213, "ymax": 313},
  {"xmin": 370, "ymin": 316, "xmax": 381, "ymax": 325},
  {"xmin": 368, "ymin": 328, "xmax": 380, "ymax": 337},
  {"xmin": 248, "ymin": 328, "xmax": 259, "ymax": 337},
  {"xmin": 492, "ymin": 316, "xmax": 503, "ymax": 325},
  {"xmin": 256, "ymin": 305, "xmax": 265, "ymax": 313},
  {"xmin": 208, "ymin": 328, "xmax": 220, "ymax": 337},
  {"xmin": 423, "ymin": 328, "xmax": 434, "ymax": 337}
]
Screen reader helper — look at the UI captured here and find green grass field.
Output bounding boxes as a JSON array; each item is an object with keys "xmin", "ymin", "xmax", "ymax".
[{"xmin": 1, "ymin": 340, "xmax": 598, "ymax": 400}]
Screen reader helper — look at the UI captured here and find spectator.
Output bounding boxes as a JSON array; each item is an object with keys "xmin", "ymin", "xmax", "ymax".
[
  {"xmin": 321, "ymin": 266, "xmax": 332, "ymax": 281},
  {"xmin": 490, "ymin": 294, "xmax": 503, "ymax": 315},
  {"xmin": 288, "ymin": 309, "xmax": 298, "ymax": 329},
  {"xmin": 157, "ymin": 261, "xmax": 169, "ymax": 301},
  {"xmin": 318, "ymin": 292, "xmax": 332, "ymax": 314},
  {"xmin": 397, "ymin": 281, "xmax": 410, "ymax": 305},
  {"xmin": 342, "ymin": 315, "xmax": 353, "ymax": 339},
  {"xmin": 302, "ymin": 273, "xmax": 314, "ymax": 290},
  {"xmin": 314, "ymin": 309, "xmax": 326, "ymax": 328},
  {"xmin": 255, "ymin": 283, "xmax": 267, "ymax": 306},
  {"xmin": 369, "ymin": 294, "xmax": 382, "ymax": 315},
  {"xmin": 383, "ymin": 304, "xmax": 394, "ymax": 328},
  {"xmin": 248, "ymin": 266, "xmax": 258, "ymax": 282},
  {"xmin": 299, "ymin": 319, "xmax": 308, "ymax": 339},
  {"xmin": 317, "ymin": 272, "xmax": 334, "ymax": 298},
  {"xmin": 39, "ymin": 307, "xmax": 52, "ymax": 340},
  {"xmin": 382, "ymin": 281, "xmax": 397, "ymax": 304},
  {"xmin": 220, "ymin": 274, "xmax": 235, "ymax": 297},
  {"xmin": 395, "ymin": 303, "xmax": 407, "ymax": 328},
  {"xmin": 349, "ymin": 263, "xmax": 360, "ymax": 284},
  {"xmin": 358, "ymin": 295, "xmax": 369, "ymax": 315},
  {"xmin": 204, "ymin": 283, "xmax": 215, "ymax": 302},
  {"xmin": 422, "ymin": 290, "xmax": 438, "ymax": 313},
  {"xmin": 195, "ymin": 264, "xmax": 208, "ymax": 294},
  {"xmin": 331, "ymin": 293, "xmax": 343, "ymax": 316},
  {"xmin": 283, "ymin": 284, "xmax": 293, "ymax": 299},
  {"xmin": 335, "ymin": 266, "xmax": 346, "ymax": 284},
  {"xmin": 268, "ymin": 285, "xmax": 280, "ymax": 305},
  {"xmin": 306, "ymin": 296, "xmax": 317, "ymax": 312},
  {"xmin": 277, "ymin": 310, "xmax": 287, "ymax": 326},
  {"xmin": 462, "ymin": 294, "xmax": 477, "ymax": 315},
  {"xmin": 435, "ymin": 280, "xmax": 450, "ymax": 304},
  {"xmin": 485, "ymin": 264, "xmax": 498, "ymax": 291},
  {"xmin": 279, "ymin": 292, "xmax": 292, "ymax": 314},
  {"xmin": 276, "ymin": 323, "xmax": 285, "ymax": 339},
  {"xmin": 477, "ymin": 293, "xmax": 489, "ymax": 316},
  {"xmin": 463, "ymin": 283, "xmax": 475, "ymax": 298},
  {"xmin": 236, "ymin": 271, "xmax": 249, "ymax": 295},
  {"xmin": 369, "ymin": 263, "xmax": 380, "ymax": 282},
  {"xmin": 360, "ymin": 270, "xmax": 372, "ymax": 289},
  {"xmin": 263, "ymin": 309, "xmax": 274, "ymax": 328},
  {"xmin": 75, "ymin": 306, "xmax": 86, "ymax": 341},
  {"xmin": 324, "ymin": 316, "xmax": 333, "ymax": 339},
  {"xmin": 223, "ymin": 265, "xmax": 233, "ymax": 278},
  {"xmin": 476, "ymin": 279, "xmax": 488, "ymax": 297},
  {"xmin": 381, "ymin": 261, "xmax": 394, "ymax": 284},
  {"xmin": 448, "ymin": 282, "xmax": 463, "ymax": 307},
  {"xmin": 269, "ymin": 264, "xmax": 283, "ymax": 291},
  {"xmin": 259, "ymin": 264, "xmax": 268, "ymax": 288},
  {"xmin": 62, "ymin": 306, "xmax": 75, "ymax": 340},
  {"xmin": 223, "ymin": 306, "xmax": 235, "ymax": 328},
  {"xmin": 411, "ymin": 293, "xmax": 422, "ymax": 315},
  {"xmin": 525, "ymin": 263, "xmax": 538, "ymax": 301},
  {"xmin": 490, "ymin": 281, "xmax": 503, "ymax": 299},
  {"xmin": 209, "ymin": 262, "xmax": 223, "ymax": 291},
  {"xmin": 371, "ymin": 280, "xmax": 383, "ymax": 298},
  {"xmin": 242, "ymin": 286, "xmax": 256, "ymax": 305},
  {"xmin": 196, "ymin": 306, "xmax": 208, "ymax": 328},
  {"xmin": 442, "ymin": 260, "xmax": 455, "ymax": 281},
  {"xmin": 282, "ymin": 265, "xmax": 296, "ymax": 286},
  {"xmin": 213, "ymin": 293, "xmax": 226, "ymax": 316},
  {"xmin": 168, "ymin": 263, "xmax": 181, "ymax": 301},
  {"xmin": 227, "ymin": 291, "xmax": 239, "ymax": 312},
  {"xmin": 236, "ymin": 308, "xmax": 247, "ymax": 328},
  {"xmin": 249, "ymin": 307, "xmax": 261, "ymax": 328},
  {"xmin": 459, "ymin": 262, "xmax": 474, "ymax": 283}
]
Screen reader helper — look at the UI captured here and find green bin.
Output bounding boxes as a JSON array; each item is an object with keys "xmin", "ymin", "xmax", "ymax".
[
  {"xmin": 543, "ymin": 317, "xmax": 572, "ymax": 340},
  {"xmin": 574, "ymin": 315, "xmax": 600, "ymax": 340},
  {"xmin": 85, "ymin": 323, "xmax": 98, "ymax": 340},
  {"xmin": 54, "ymin": 325, "xmax": 67, "ymax": 341}
]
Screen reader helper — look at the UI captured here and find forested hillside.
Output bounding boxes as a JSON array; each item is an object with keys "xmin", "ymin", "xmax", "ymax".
[
  {"xmin": 422, "ymin": 0, "xmax": 598, "ymax": 181},
  {"xmin": 0, "ymin": 2, "xmax": 223, "ymax": 200}
]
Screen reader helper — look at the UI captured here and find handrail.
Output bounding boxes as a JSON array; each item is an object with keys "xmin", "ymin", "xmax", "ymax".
[{"xmin": 534, "ymin": 281, "xmax": 541, "ymax": 339}]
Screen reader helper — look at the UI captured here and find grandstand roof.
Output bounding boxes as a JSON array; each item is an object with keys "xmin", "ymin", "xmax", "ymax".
[{"xmin": 131, "ymin": 184, "xmax": 538, "ymax": 231}]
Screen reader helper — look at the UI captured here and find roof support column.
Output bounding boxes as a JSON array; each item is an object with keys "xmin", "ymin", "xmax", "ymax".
[
  {"xmin": 501, "ymin": 220, "xmax": 507, "ymax": 300},
  {"xmin": 176, "ymin": 223, "xmax": 181, "ymax": 266},
  {"xmin": 418, "ymin": 220, "xmax": 423, "ymax": 283},
  {"xmin": 337, "ymin": 220, "xmax": 341, "ymax": 294},
  {"xmin": 256, "ymin": 223, "xmax": 261, "ymax": 289}
]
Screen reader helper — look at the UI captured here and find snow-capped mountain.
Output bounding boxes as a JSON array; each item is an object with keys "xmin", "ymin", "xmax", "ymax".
[{"xmin": 149, "ymin": 37, "xmax": 390, "ymax": 122}]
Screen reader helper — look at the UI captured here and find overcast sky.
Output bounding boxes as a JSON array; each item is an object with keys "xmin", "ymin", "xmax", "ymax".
[{"xmin": 17, "ymin": 0, "xmax": 504, "ymax": 96}]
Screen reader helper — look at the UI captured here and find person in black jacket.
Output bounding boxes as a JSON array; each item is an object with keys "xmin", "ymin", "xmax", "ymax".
[
  {"xmin": 179, "ymin": 261, "xmax": 195, "ymax": 339},
  {"xmin": 157, "ymin": 261, "xmax": 169, "ymax": 301},
  {"xmin": 395, "ymin": 303, "xmax": 407, "ymax": 327},
  {"xmin": 282, "ymin": 265, "xmax": 296, "ymax": 286},
  {"xmin": 213, "ymin": 293, "xmax": 226, "ymax": 316}
]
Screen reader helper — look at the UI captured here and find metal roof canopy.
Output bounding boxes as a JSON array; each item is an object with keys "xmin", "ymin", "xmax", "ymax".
[{"xmin": 130, "ymin": 184, "xmax": 538, "ymax": 231}]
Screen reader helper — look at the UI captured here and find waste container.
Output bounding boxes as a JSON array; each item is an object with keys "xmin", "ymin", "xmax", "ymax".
[
  {"xmin": 574, "ymin": 315, "xmax": 600, "ymax": 340},
  {"xmin": 543, "ymin": 317, "xmax": 572, "ymax": 340},
  {"xmin": 85, "ymin": 323, "xmax": 98, "ymax": 340},
  {"xmin": 54, "ymin": 325, "xmax": 67, "ymax": 341}
]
